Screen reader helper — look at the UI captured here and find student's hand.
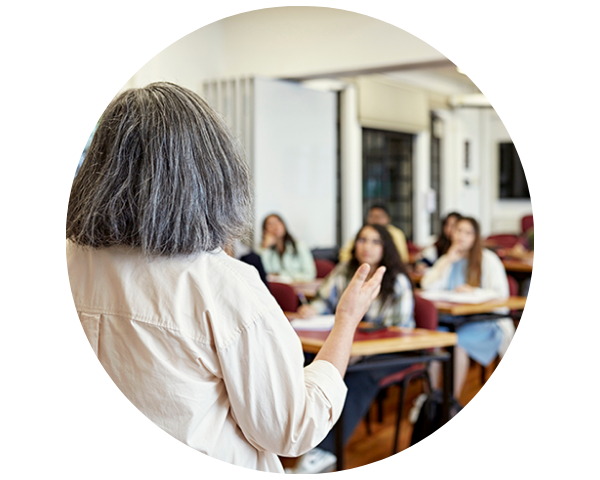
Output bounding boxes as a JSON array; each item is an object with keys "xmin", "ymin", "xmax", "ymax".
[
  {"xmin": 454, "ymin": 284, "xmax": 476, "ymax": 293},
  {"xmin": 297, "ymin": 305, "xmax": 317, "ymax": 319},
  {"xmin": 335, "ymin": 264, "xmax": 386, "ymax": 328},
  {"xmin": 446, "ymin": 245, "xmax": 464, "ymax": 263},
  {"xmin": 509, "ymin": 243, "xmax": 526, "ymax": 258},
  {"xmin": 261, "ymin": 232, "xmax": 277, "ymax": 248},
  {"xmin": 414, "ymin": 262, "xmax": 427, "ymax": 274}
]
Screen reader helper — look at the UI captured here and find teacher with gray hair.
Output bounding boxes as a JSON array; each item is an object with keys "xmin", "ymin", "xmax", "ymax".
[{"xmin": 66, "ymin": 82, "xmax": 385, "ymax": 472}]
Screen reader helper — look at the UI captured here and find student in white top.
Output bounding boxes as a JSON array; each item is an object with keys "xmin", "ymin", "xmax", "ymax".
[
  {"xmin": 421, "ymin": 216, "xmax": 515, "ymax": 398},
  {"xmin": 259, "ymin": 213, "xmax": 317, "ymax": 282},
  {"xmin": 66, "ymin": 82, "xmax": 385, "ymax": 473}
]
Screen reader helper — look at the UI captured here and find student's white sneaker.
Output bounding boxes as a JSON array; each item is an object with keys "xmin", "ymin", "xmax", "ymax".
[{"xmin": 287, "ymin": 448, "xmax": 337, "ymax": 474}]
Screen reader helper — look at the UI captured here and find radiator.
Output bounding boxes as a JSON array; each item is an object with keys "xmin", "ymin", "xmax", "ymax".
[{"xmin": 200, "ymin": 77, "xmax": 254, "ymax": 170}]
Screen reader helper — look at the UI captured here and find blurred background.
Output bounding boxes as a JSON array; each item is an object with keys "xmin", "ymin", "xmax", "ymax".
[{"xmin": 120, "ymin": 6, "xmax": 532, "ymax": 255}]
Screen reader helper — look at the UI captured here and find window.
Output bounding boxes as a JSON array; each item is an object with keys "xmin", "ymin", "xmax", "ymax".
[
  {"xmin": 362, "ymin": 128, "xmax": 414, "ymax": 240},
  {"xmin": 499, "ymin": 142, "xmax": 529, "ymax": 199}
]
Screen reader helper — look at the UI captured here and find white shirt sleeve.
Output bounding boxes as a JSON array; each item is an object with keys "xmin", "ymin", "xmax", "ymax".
[{"xmin": 215, "ymin": 307, "xmax": 347, "ymax": 457}]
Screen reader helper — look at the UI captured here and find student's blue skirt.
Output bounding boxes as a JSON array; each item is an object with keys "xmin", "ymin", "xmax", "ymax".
[{"xmin": 440, "ymin": 321, "xmax": 503, "ymax": 366}]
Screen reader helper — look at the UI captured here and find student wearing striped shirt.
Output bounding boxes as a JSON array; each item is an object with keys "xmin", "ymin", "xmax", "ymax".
[{"xmin": 290, "ymin": 224, "xmax": 415, "ymax": 473}]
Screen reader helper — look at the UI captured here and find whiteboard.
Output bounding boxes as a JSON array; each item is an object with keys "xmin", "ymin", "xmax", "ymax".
[{"xmin": 252, "ymin": 77, "xmax": 337, "ymax": 249}]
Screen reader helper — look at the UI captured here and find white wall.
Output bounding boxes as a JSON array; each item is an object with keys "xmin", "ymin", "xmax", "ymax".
[
  {"xmin": 487, "ymin": 110, "xmax": 533, "ymax": 233},
  {"xmin": 220, "ymin": 8, "xmax": 445, "ymax": 78},
  {"xmin": 118, "ymin": 7, "xmax": 531, "ymax": 245},
  {"xmin": 436, "ymin": 107, "xmax": 532, "ymax": 237},
  {"xmin": 122, "ymin": 7, "xmax": 446, "ymax": 91}
]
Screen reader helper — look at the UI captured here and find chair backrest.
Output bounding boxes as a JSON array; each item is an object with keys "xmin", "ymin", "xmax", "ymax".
[
  {"xmin": 507, "ymin": 274, "xmax": 519, "ymax": 297},
  {"xmin": 406, "ymin": 241, "xmax": 421, "ymax": 255},
  {"xmin": 521, "ymin": 214, "xmax": 534, "ymax": 234},
  {"xmin": 486, "ymin": 234, "xmax": 519, "ymax": 248},
  {"xmin": 314, "ymin": 259, "xmax": 335, "ymax": 279},
  {"xmin": 269, "ymin": 282, "xmax": 299, "ymax": 312},
  {"xmin": 413, "ymin": 295, "xmax": 438, "ymax": 330}
]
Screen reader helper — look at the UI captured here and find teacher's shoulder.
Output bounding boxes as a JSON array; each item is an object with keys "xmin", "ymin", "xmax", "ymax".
[{"xmin": 197, "ymin": 249, "xmax": 279, "ymax": 314}]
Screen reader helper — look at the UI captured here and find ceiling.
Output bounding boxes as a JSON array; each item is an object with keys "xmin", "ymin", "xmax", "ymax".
[{"xmin": 289, "ymin": 60, "xmax": 481, "ymax": 96}]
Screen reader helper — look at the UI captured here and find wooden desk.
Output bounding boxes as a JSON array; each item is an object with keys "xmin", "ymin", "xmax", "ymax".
[
  {"xmin": 502, "ymin": 259, "xmax": 533, "ymax": 273},
  {"xmin": 433, "ymin": 296, "xmax": 527, "ymax": 316},
  {"xmin": 296, "ymin": 327, "xmax": 457, "ymax": 356},
  {"xmin": 291, "ymin": 319, "xmax": 456, "ymax": 470}
]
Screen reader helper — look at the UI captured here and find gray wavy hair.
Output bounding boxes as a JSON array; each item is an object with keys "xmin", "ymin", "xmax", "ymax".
[{"xmin": 66, "ymin": 82, "xmax": 253, "ymax": 256}]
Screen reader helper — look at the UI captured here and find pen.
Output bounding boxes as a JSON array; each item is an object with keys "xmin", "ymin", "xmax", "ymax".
[{"xmin": 297, "ymin": 291, "xmax": 309, "ymax": 306}]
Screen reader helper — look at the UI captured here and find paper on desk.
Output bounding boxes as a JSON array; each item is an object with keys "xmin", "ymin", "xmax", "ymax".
[
  {"xmin": 419, "ymin": 289, "xmax": 499, "ymax": 304},
  {"xmin": 291, "ymin": 315, "xmax": 336, "ymax": 331}
]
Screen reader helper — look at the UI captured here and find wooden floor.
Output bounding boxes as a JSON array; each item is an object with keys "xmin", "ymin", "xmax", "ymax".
[{"xmin": 281, "ymin": 359, "xmax": 499, "ymax": 472}]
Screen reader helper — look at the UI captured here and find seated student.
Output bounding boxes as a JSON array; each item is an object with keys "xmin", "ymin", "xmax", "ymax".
[
  {"xmin": 259, "ymin": 213, "xmax": 317, "ymax": 282},
  {"xmin": 225, "ymin": 239, "xmax": 270, "ymax": 288},
  {"xmin": 421, "ymin": 216, "xmax": 515, "ymax": 398},
  {"xmin": 338, "ymin": 205, "xmax": 409, "ymax": 264},
  {"xmin": 501, "ymin": 226, "xmax": 534, "ymax": 260},
  {"xmin": 499, "ymin": 226, "xmax": 534, "ymax": 296},
  {"xmin": 419, "ymin": 211, "xmax": 462, "ymax": 267},
  {"xmin": 289, "ymin": 224, "xmax": 415, "ymax": 473}
]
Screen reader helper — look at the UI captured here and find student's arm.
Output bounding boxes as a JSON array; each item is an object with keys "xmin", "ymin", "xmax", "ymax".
[
  {"xmin": 294, "ymin": 241, "xmax": 317, "ymax": 281},
  {"xmin": 391, "ymin": 274, "xmax": 415, "ymax": 328},
  {"xmin": 483, "ymin": 251, "xmax": 510, "ymax": 300},
  {"xmin": 259, "ymin": 247, "xmax": 278, "ymax": 275},
  {"xmin": 297, "ymin": 265, "xmax": 344, "ymax": 318},
  {"xmin": 420, "ymin": 254, "xmax": 453, "ymax": 290}
]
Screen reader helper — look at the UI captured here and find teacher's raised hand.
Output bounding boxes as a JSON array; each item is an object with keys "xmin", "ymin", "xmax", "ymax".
[
  {"xmin": 335, "ymin": 264, "xmax": 386, "ymax": 327},
  {"xmin": 314, "ymin": 263, "xmax": 386, "ymax": 377}
]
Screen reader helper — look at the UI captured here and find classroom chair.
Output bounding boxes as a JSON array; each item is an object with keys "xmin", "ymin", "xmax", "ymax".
[
  {"xmin": 269, "ymin": 282, "xmax": 299, "ymax": 313},
  {"xmin": 521, "ymin": 214, "xmax": 534, "ymax": 234},
  {"xmin": 314, "ymin": 259, "xmax": 335, "ymax": 279},
  {"xmin": 365, "ymin": 295, "xmax": 438, "ymax": 454},
  {"xmin": 486, "ymin": 234, "xmax": 520, "ymax": 249},
  {"xmin": 406, "ymin": 241, "xmax": 421, "ymax": 255}
]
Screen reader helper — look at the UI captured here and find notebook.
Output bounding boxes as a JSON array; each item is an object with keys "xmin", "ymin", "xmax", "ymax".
[
  {"xmin": 290, "ymin": 315, "xmax": 336, "ymax": 331},
  {"xmin": 418, "ymin": 289, "xmax": 500, "ymax": 304}
]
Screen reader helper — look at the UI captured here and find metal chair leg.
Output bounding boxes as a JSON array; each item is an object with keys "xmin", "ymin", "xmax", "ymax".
[{"xmin": 393, "ymin": 380, "xmax": 408, "ymax": 454}]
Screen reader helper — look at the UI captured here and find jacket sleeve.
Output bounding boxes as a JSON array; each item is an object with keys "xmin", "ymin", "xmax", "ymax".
[
  {"xmin": 294, "ymin": 241, "xmax": 317, "ymax": 282},
  {"xmin": 389, "ymin": 226, "xmax": 410, "ymax": 264},
  {"xmin": 482, "ymin": 250, "xmax": 514, "ymax": 354},
  {"xmin": 259, "ymin": 247, "xmax": 278, "ymax": 275},
  {"xmin": 390, "ymin": 274, "xmax": 415, "ymax": 328},
  {"xmin": 482, "ymin": 250, "xmax": 509, "ymax": 300}
]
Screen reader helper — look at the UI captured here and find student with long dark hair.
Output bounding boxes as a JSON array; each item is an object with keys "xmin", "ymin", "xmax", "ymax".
[
  {"xmin": 259, "ymin": 213, "xmax": 316, "ymax": 282},
  {"xmin": 290, "ymin": 224, "xmax": 414, "ymax": 473},
  {"xmin": 421, "ymin": 216, "xmax": 515, "ymax": 397},
  {"xmin": 298, "ymin": 224, "xmax": 414, "ymax": 328}
]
